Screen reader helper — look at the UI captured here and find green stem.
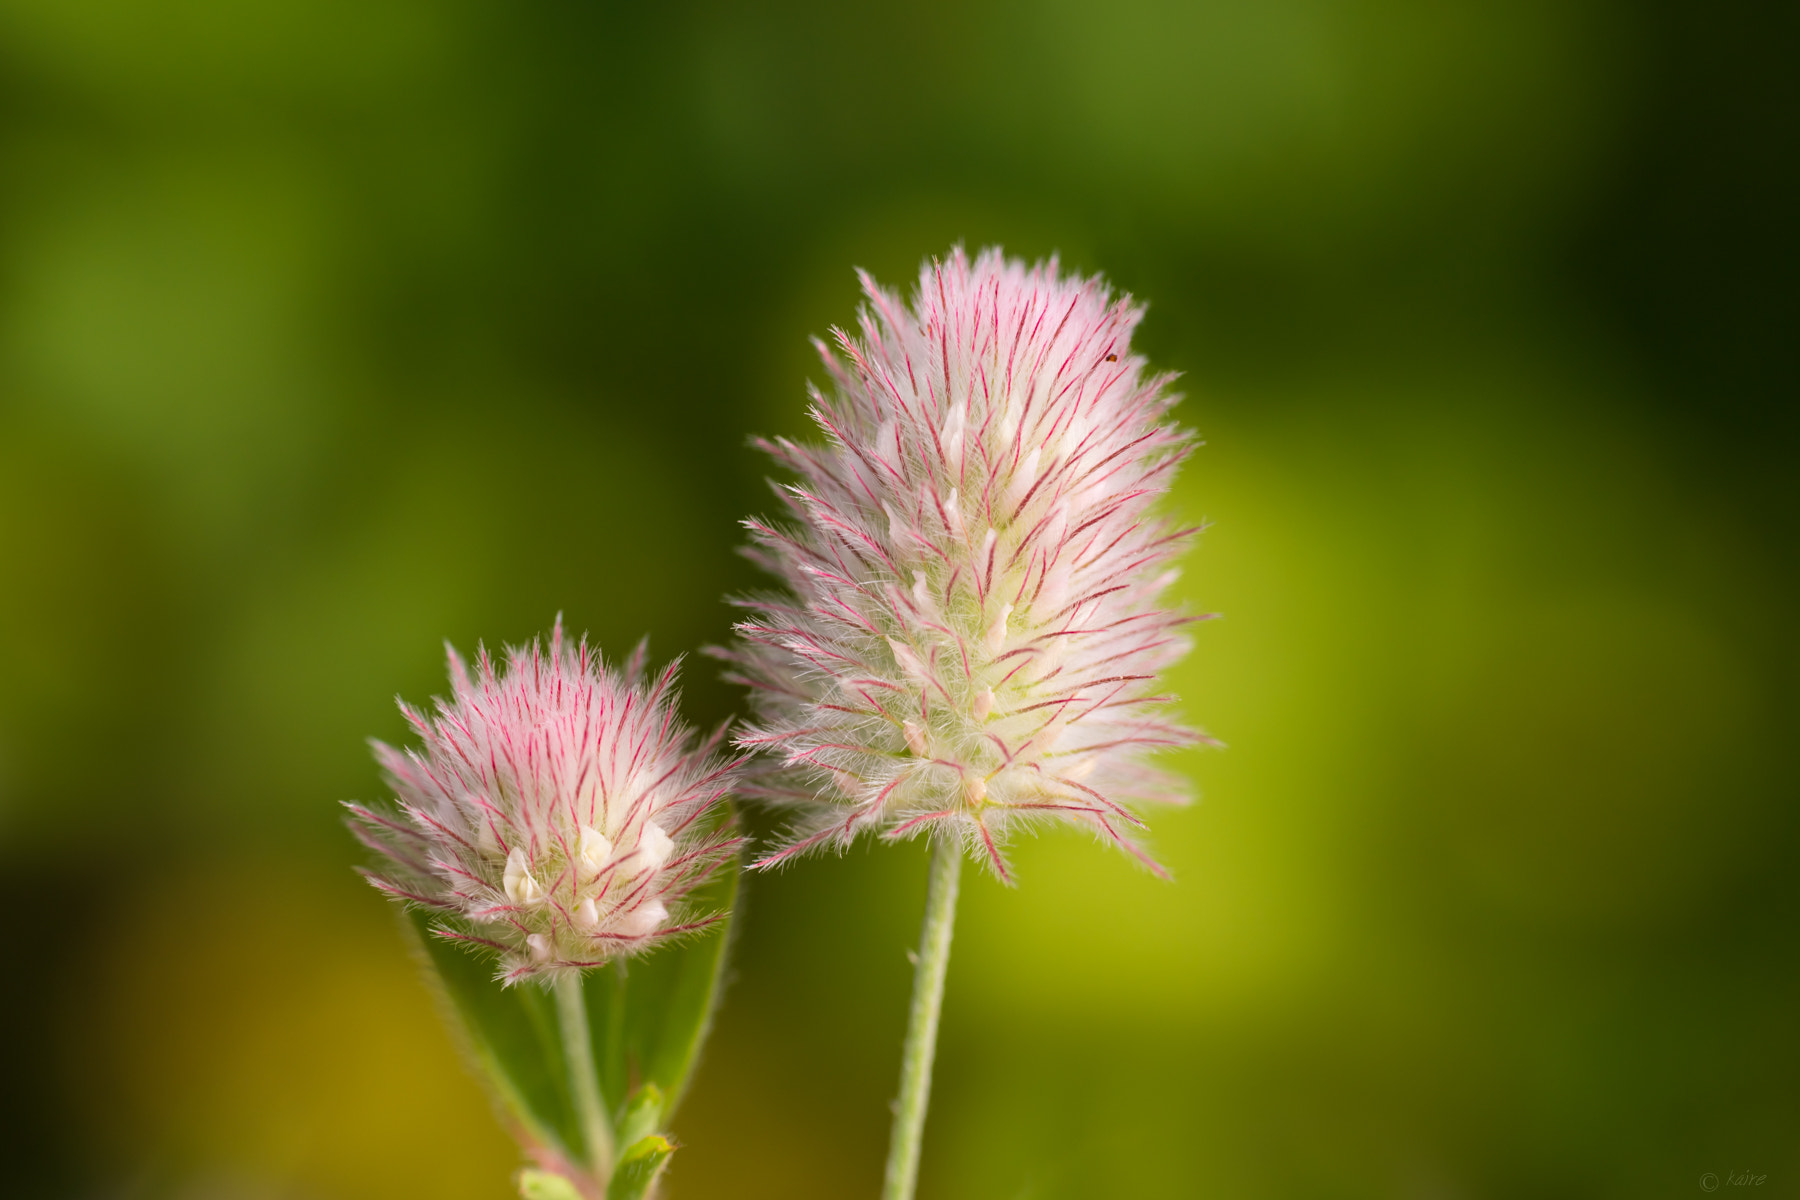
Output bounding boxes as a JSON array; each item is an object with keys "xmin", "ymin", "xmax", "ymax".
[
  {"xmin": 882, "ymin": 837, "xmax": 963, "ymax": 1200},
  {"xmin": 555, "ymin": 971, "xmax": 615, "ymax": 1183}
]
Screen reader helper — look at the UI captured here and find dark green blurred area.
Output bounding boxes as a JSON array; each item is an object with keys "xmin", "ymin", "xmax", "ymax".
[{"xmin": 1, "ymin": 1, "xmax": 1794, "ymax": 1196}]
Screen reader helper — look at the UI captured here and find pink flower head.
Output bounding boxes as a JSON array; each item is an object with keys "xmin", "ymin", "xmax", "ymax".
[
  {"xmin": 719, "ymin": 247, "xmax": 1209, "ymax": 881},
  {"xmin": 349, "ymin": 619, "xmax": 742, "ymax": 983}
]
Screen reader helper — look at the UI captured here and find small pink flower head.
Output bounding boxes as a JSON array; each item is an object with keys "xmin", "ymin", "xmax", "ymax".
[
  {"xmin": 718, "ymin": 247, "xmax": 1210, "ymax": 881},
  {"xmin": 348, "ymin": 619, "xmax": 742, "ymax": 983}
]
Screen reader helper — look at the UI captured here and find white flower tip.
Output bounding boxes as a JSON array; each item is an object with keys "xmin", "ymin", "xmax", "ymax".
[
  {"xmin": 574, "ymin": 897, "xmax": 600, "ymax": 930},
  {"xmin": 887, "ymin": 637, "xmax": 927, "ymax": 680},
  {"xmin": 526, "ymin": 933, "xmax": 552, "ymax": 961},
  {"xmin": 983, "ymin": 603, "xmax": 1013, "ymax": 654},
  {"xmin": 944, "ymin": 488, "xmax": 967, "ymax": 539},
  {"xmin": 973, "ymin": 687, "xmax": 995, "ymax": 721},
  {"xmin": 576, "ymin": 825, "xmax": 614, "ymax": 872},
  {"xmin": 963, "ymin": 773, "xmax": 989, "ymax": 805},
  {"xmin": 634, "ymin": 821, "xmax": 674, "ymax": 872},
  {"xmin": 504, "ymin": 848, "xmax": 544, "ymax": 906},
  {"xmin": 912, "ymin": 570, "xmax": 930, "ymax": 608},
  {"xmin": 902, "ymin": 719, "xmax": 928, "ymax": 757},
  {"xmin": 1005, "ymin": 448, "xmax": 1042, "ymax": 507},
  {"xmin": 619, "ymin": 899, "xmax": 669, "ymax": 937},
  {"xmin": 943, "ymin": 399, "xmax": 966, "ymax": 438}
]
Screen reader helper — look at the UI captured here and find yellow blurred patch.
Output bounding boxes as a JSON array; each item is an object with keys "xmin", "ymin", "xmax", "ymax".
[{"xmin": 67, "ymin": 860, "xmax": 518, "ymax": 1198}]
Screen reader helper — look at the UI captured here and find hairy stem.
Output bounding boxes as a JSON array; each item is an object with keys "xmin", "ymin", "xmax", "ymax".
[
  {"xmin": 882, "ymin": 837, "xmax": 963, "ymax": 1200},
  {"xmin": 555, "ymin": 971, "xmax": 615, "ymax": 1183}
]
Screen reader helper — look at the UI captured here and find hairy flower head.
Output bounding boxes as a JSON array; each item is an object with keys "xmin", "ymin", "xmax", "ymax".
[
  {"xmin": 719, "ymin": 246, "xmax": 1209, "ymax": 880},
  {"xmin": 348, "ymin": 620, "xmax": 741, "ymax": 983}
]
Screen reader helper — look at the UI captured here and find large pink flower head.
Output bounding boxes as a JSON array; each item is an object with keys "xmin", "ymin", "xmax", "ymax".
[
  {"xmin": 721, "ymin": 246, "xmax": 1209, "ymax": 880},
  {"xmin": 348, "ymin": 620, "xmax": 741, "ymax": 983}
]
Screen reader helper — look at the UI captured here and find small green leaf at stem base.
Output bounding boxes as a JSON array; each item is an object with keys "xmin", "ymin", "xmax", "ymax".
[
  {"xmin": 517, "ymin": 1168, "xmax": 585, "ymax": 1200},
  {"xmin": 605, "ymin": 1136, "xmax": 675, "ymax": 1200},
  {"xmin": 617, "ymin": 1083, "xmax": 666, "ymax": 1151}
]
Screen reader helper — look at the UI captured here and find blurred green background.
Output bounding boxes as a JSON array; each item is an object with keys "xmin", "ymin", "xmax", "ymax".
[{"xmin": 1, "ymin": 1, "xmax": 1794, "ymax": 1197}]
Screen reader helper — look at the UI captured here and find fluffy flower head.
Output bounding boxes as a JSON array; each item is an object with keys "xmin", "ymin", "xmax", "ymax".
[
  {"xmin": 349, "ymin": 620, "xmax": 740, "ymax": 983},
  {"xmin": 722, "ymin": 246, "xmax": 1208, "ymax": 880}
]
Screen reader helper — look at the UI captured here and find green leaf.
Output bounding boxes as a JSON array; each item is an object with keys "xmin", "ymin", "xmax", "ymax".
[
  {"xmin": 585, "ymin": 854, "xmax": 740, "ymax": 1123},
  {"xmin": 516, "ymin": 1169, "xmax": 585, "ymax": 1200},
  {"xmin": 401, "ymin": 849, "xmax": 740, "ymax": 1186},
  {"xmin": 605, "ymin": 1136, "xmax": 675, "ymax": 1200},
  {"xmin": 405, "ymin": 906, "xmax": 581, "ymax": 1163}
]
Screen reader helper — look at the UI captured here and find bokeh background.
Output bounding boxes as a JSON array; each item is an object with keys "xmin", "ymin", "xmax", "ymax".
[{"xmin": 1, "ymin": 1, "xmax": 1794, "ymax": 1197}]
